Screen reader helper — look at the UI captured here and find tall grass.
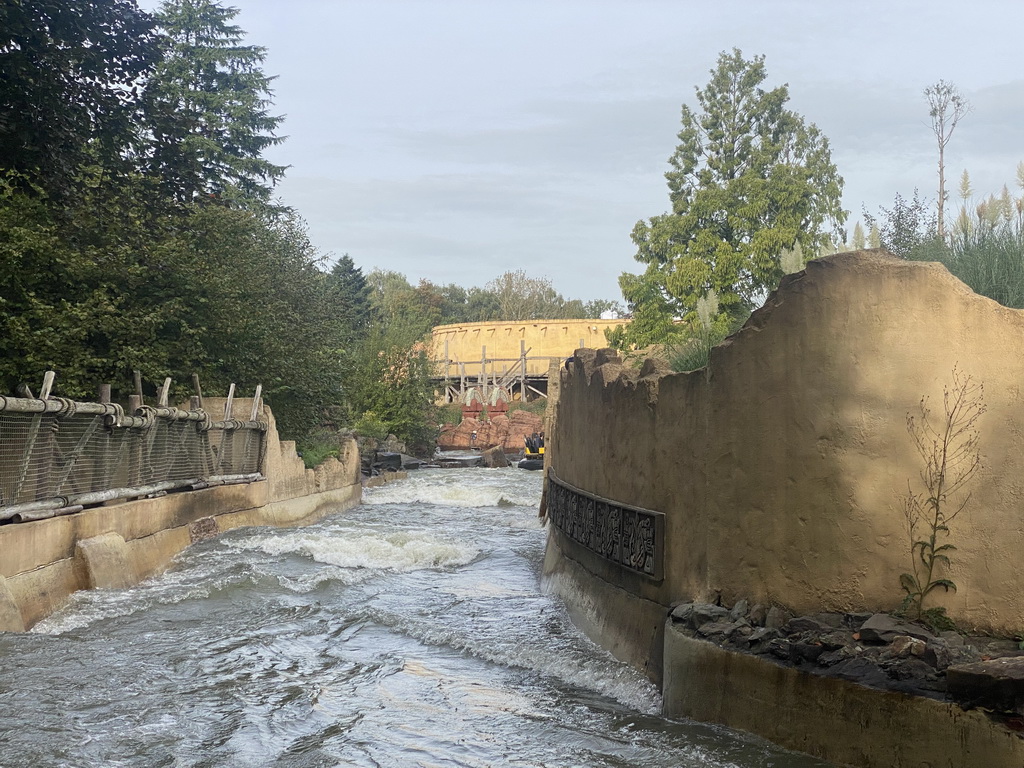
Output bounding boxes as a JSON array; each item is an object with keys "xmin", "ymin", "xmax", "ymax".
[{"xmin": 910, "ymin": 220, "xmax": 1024, "ymax": 309}]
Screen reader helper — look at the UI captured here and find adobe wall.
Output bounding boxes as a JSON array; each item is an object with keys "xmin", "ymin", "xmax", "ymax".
[
  {"xmin": 431, "ymin": 319, "xmax": 626, "ymax": 376},
  {"xmin": 545, "ymin": 250, "xmax": 1024, "ymax": 642},
  {"xmin": 0, "ymin": 402, "xmax": 361, "ymax": 631}
]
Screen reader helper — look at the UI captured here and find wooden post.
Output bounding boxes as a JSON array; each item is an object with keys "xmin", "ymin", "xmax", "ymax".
[
  {"xmin": 39, "ymin": 370, "xmax": 55, "ymax": 400},
  {"xmin": 133, "ymin": 370, "xmax": 143, "ymax": 401},
  {"xmin": 192, "ymin": 373, "xmax": 204, "ymax": 409},
  {"xmin": 98, "ymin": 384, "xmax": 111, "ymax": 404},
  {"xmin": 249, "ymin": 384, "xmax": 263, "ymax": 421},
  {"xmin": 481, "ymin": 346, "xmax": 487, "ymax": 399},
  {"xmin": 460, "ymin": 363, "xmax": 466, "ymax": 403},
  {"xmin": 128, "ymin": 394, "xmax": 142, "ymax": 413},
  {"xmin": 224, "ymin": 383, "xmax": 235, "ymax": 420},
  {"xmin": 520, "ymin": 340, "xmax": 527, "ymax": 403},
  {"xmin": 157, "ymin": 377, "xmax": 172, "ymax": 407}
]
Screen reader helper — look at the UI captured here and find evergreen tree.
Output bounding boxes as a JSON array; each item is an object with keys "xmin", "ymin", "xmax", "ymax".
[
  {"xmin": 327, "ymin": 255, "xmax": 372, "ymax": 345},
  {"xmin": 619, "ymin": 49, "xmax": 846, "ymax": 347},
  {"xmin": 145, "ymin": 0, "xmax": 286, "ymax": 204},
  {"xmin": 0, "ymin": 0, "xmax": 159, "ymax": 199}
]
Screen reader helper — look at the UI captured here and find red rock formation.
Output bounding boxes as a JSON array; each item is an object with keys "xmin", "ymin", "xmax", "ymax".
[{"xmin": 438, "ymin": 409, "xmax": 544, "ymax": 452}]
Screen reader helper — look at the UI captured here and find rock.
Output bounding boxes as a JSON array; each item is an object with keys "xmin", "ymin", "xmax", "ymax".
[
  {"xmin": 818, "ymin": 646, "xmax": 858, "ymax": 667},
  {"xmin": 783, "ymin": 616, "xmax": 829, "ymax": 635},
  {"xmin": 791, "ymin": 641, "xmax": 826, "ymax": 663},
  {"xmin": 748, "ymin": 604, "xmax": 767, "ymax": 627},
  {"xmin": 697, "ymin": 620, "xmax": 744, "ymax": 639},
  {"xmin": 858, "ymin": 613, "xmax": 934, "ymax": 644},
  {"xmin": 479, "ymin": 445, "xmax": 510, "ymax": 468},
  {"xmin": 819, "ymin": 631, "xmax": 853, "ymax": 651},
  {"xmin": 437, "ymin": 410, "xmax": 545, "ymax": 452},
  {"xmin": 948, "ymin": 657, "xmax": 1024, "ymax": 714},
  {"xmin": 669, "ymin": 602, "xmax": 694, "ymax": 624},
  {"xmin": 811, "ymin": 612, "xmax": 844, "ymax": 629},
  {"xmin": 748, "ymin": 627, "xmax": 780, "ymax": 644},
  {"xmin": 767, "ymin": 638, "xmax": 791, "ymax": 660},
  {"xmin": 920, "ymin": 639, "xmax": 954, "ymax": 669},
  {"xmin": 829, "ymin": 657, "xmax": 893, "ymax": 690},
  {"xmin": 765, "ymin": 606, "xmax": 791, "ymax": 630},
  {"xmin": 689, "ymin": 603, "xmax": 730, "ymax": 630},
  {"xmin": 891, "ymin": 635, "xmax": 927, "ymax": 658},
  {"xmin": 939, "ymin": 630, "xmax": 966, "ymax": 648},
  {"xmin": 729, "ymin": 599, "xmax": 749, "ymax": 622}
]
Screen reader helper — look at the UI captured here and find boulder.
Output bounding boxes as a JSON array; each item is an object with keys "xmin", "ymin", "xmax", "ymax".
[
  {"xmin": 947, "ymin": 657, "xmax": 1024, "ymax": 714},
  {"xmin": 765, "ymin": 606, "xmax": 791, "ymax": 630},
  {"xmin": 480, "ymin": 445, "xmax": 510, "ymax": 468},
  {"xmin": 857, "ymin": 613, "xmax": 934, "ymax": 644}
]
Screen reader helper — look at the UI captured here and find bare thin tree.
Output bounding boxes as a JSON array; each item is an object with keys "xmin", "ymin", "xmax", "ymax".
[{"xmin": 925, "ymin": 80, "xmax": 970, "ymax": 240}]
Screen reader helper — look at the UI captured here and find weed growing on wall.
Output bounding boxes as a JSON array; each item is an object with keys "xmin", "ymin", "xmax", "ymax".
[{"xmin": 899, "ymin": 366, "xmax": 986, "ymax": 622}]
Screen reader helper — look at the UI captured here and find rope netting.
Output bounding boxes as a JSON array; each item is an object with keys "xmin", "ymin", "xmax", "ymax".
[{"xmin": 0, "ymin": 404, "xmax": 266, "ymax": 520}]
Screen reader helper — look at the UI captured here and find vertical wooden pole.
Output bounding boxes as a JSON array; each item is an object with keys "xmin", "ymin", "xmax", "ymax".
[
  {"xmin": 133, "ymin": 370, "xmax": 143, "ymax": 402},
  {"xmin": 98, "ymin": 384, "xmax": 111, "ymax": 404},
  {"xmin": 39, "ymin": 370, "xmax": 55, "ymax": 400},
  {"xmin": 224, "ymin": 383, "xmax": 235, "ymax": 420},
  {"xmin": 520, "ymin": 340, "xmax": 527, "ymax": 403},
  {"xmin": 157, "ymin": 377, "xmax": 172, "ymax": 407},
  {"xmin": 481, "ymin": 345, "xmax": 487, "ymax": 399},
  {"xmin": 192, "ymin": 373, "xmax": 204, "ymax": 409}
]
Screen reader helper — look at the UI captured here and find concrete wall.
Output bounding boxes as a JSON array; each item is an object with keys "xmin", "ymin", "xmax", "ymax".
[
  {"xmin": 0, "ymin": 401, "xmax": 361, "ymax": 631},
  {"xmin": 431, "ymin": 319, "xmax": 626, "ymax": 376},
  {"xmin": 664, "ymin": 626, "xmax": 1024, "ymax": 768},
  {"xmin": 545, "ymin": 250, "xmax": 1024, "ymax": 639}
]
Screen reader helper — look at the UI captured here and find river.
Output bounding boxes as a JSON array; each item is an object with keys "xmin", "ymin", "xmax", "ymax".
[{"xmin": 0, "ymin": 468, "xmax": 829, "ymax": 767}]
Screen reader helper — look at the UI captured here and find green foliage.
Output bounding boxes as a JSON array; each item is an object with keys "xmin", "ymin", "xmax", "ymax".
[
  {"xmin": 619, "ymin": 49, "xmax": 846, "ymax": 348},
  {"xmin": 863, "ymin": 190, "xmax": 940, "ymax": 259},
  {"xmin": 145, "ymin": 0, "xmax": 286, "ymax": 204},
  {"xmin": 344, "ymin": 322, "xmax": 438, "ymax": 454},
  {"xmin": 666, "ymin": 289, "xmax": 737, "ymax": 372},
  {"xmin": 507, "ymin": 398, "xmax": 548, "ymax": 417},
  {"xmin": 437, "ymin": 403, "xmax": 463, "ymax": 426},
  {"xmin": 352, "ymin": 411, "xmax": 390, "ymax": 441},
  {"xmin": 0, "ymin": 0, "xmax": 160, "ymax": 201},
  {"xmin": 899, "ymin": 367, "xmax": 985, "ymax": 620}
]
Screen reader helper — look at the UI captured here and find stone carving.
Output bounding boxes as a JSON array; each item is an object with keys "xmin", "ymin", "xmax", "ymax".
[{"xmin": 547, "ymin": 473, "xmax": 663, "ymax": 580}]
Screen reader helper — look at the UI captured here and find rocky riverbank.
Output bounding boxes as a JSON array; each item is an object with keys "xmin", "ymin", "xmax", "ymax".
[{"xmin": 671, "ymin": 600, "xmax": 1024, "ymax": 723}]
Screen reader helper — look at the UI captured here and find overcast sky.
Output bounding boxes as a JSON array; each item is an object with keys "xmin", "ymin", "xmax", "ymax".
[{"xmin": 141, "ymin": 0, "xmax": 1024, "ymax": 303}]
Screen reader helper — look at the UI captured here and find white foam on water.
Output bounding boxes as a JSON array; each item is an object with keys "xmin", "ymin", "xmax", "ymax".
[
  {"xmin": 363, "ymin": 468, "xmax": 542, "ymax": 509},
  {"xmin": 230, "ymin": 529, "xmax": 479, "ymax": 573}
]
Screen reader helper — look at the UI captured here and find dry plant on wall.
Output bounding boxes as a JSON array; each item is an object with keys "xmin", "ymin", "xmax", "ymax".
[{"xmin": 899, "ymin": 366, "xmax": 986, "ymax": 626}]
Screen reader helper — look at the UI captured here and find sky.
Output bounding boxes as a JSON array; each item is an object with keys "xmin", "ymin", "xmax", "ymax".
[{"xmin": 141, "ymin": 0, "xmax": 1024, "ymax": 304}]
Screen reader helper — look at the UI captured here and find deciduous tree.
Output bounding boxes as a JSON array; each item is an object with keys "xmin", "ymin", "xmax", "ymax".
[
  {"xmin": 620, "ymin": 49, "xmax": 846, "ymax": 347},
  {"xmin": 925, "ymin": 80, "xmax": 969, "ymax": 241}
]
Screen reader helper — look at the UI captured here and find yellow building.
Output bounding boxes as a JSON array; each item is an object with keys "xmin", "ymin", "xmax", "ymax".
[{"xmin": 430, "ymin": 319, "xmax": 627, "ymax": 377}]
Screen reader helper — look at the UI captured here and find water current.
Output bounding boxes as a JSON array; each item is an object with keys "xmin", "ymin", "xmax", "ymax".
[{"xmin": 0, "ymin": 468, "xmax": 830, "ymax": 767}]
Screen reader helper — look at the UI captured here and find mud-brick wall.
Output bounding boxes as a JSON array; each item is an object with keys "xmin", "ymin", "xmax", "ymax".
[{"xmin": 546, "ymin": 250, "xmax": 1024, "ymax": 638}]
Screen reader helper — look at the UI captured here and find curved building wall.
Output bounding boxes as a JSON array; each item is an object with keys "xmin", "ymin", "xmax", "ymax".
[
  {"xmin": 431, "ymin": 319, "xmax": 626, "ymax": 376},
  {"xmin": 545, "ymin": 251, "xmax": 1024, "ymax": 637}
]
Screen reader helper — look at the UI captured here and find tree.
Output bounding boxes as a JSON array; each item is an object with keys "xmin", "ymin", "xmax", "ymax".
[
  {"xmin": 326, "ymin": 255, "xmax": 372, "ymax": 346},
  {"xmin": 925, "ymin": 80, "xmax": 970, "ymax": 241},
  {"xmin": 862, "ymin": 190, "xmax": 938, "ymax": 259},
  {"xmin": 0, "ymin": 0, "xmax": 159, "ymax": 200},
  {"xmin": 145, "ymin": 0, "xmax": 286, "ymax": 204},
  {"xmin": 620, "ymin": 49, "xmax": 846, "ymax": 347}
]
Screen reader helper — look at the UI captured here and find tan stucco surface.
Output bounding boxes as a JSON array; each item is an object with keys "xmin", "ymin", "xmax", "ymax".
[
  {"xmin": 0, "ymin": 404, "xmax": 361, "ymax": 630},
  {"xmin": 431, "ymin": 319, "xmax": 626, "ymax": 376},
  {"xmin": 664, "ymin": 624, "xmax": 1024, "ymax": 767},
  {"xmin": 547, "ymin": 250, "xmax": 1024, "ymax": 636}
]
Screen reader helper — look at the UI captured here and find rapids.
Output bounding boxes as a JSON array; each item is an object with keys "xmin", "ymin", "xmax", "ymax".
[{"xmin": 0, "ymin": 468, "xmax": 829, "ymax": 767}]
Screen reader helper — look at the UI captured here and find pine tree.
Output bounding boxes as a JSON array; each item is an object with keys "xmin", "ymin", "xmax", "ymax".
[
  {"xmin": 327, "ymin": 255, "xmax": 373, "ymax": 346},
  {"xmin": 145, "ymin": 0, "xmax": 286, "ymax": 204}
]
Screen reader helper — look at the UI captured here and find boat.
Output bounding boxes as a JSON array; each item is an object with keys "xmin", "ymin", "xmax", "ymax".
[{"xmin": 518, "ymin": 432, "xmax": 545, "ymax": 470}]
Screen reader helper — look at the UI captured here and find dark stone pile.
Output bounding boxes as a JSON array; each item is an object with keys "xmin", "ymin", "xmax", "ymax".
[{"xmin": 670, "ymin": 600, "xmax": 1024, "ymax": 711}]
